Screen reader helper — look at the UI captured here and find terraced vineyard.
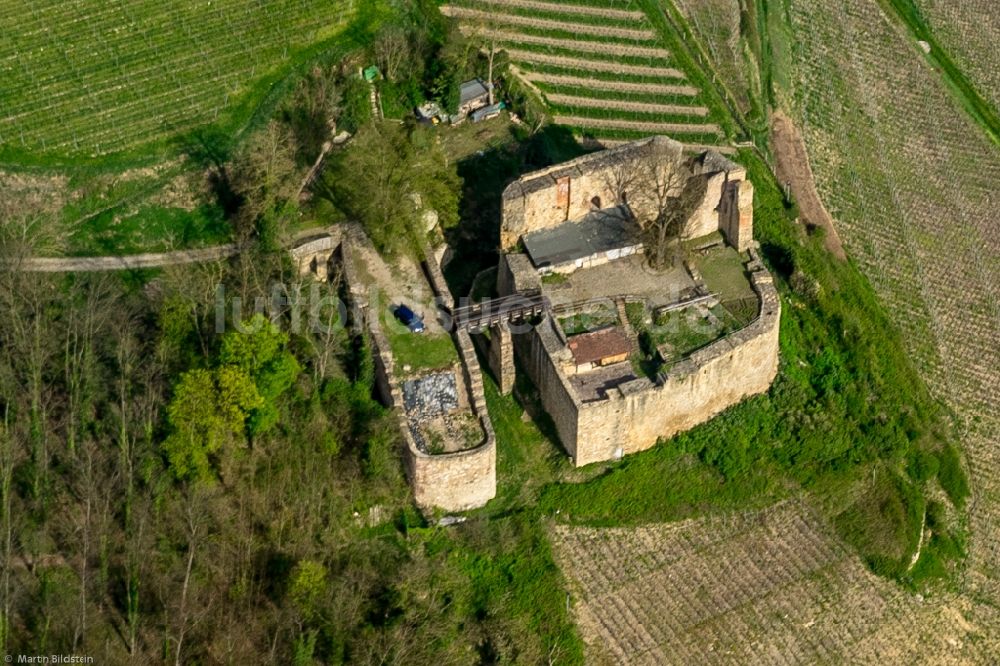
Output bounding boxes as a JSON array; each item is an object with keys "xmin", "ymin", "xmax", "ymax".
[
  {"xmin": 785, "ymin": 0, "xmax": 1000, "ymax": 639},
  {"xmin": 551, "ymin": 501, "xmax": 996, "ymax": 663},
  {"xmin": 0, "ymin": 0, "xmax": 355, "ymax": 162},
  {"xmin": 673, "ymin": 0, "xmax": 758, "ymax": 117},
  {"xmin": 913, "ymin": 0, "xmax": 1000, "ymax": 111},
  {"xmin": 441, "ymin": 0, "xmax": 730, "ymax": 151}
]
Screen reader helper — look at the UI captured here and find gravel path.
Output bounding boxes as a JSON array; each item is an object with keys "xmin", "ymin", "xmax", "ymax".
[
  {"xmin": 454, "ymin": 0, "xmax": 645, "ymax": 21},
  {"xmin": 473, "ymin": 29, "xmax": 671, "ymax": 59},
  {"xmin": 440, "ymin": 6, "xmax": 656, "ymax": 40},
  {"xmin": 528, "ymin": 72, "xmax": 699, "ymax": 96},
  {"xmin": 506, "ymin": 49, "xmax": 684, "ymax": 77},
  {"xmin": 554, "ymin": 115, "xmax": 721, "ymax": 135},
  {"xmin": 545, "ymin": 93, "xmax": 709, "ymax": 117}
]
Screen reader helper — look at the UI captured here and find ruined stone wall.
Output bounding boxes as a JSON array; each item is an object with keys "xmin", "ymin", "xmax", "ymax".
[
  {"xmin": 500, "ymin": 136, "xmax": 751, "ymax": 252},
  {"xmin": 514, "ymin": 316, "xmax": 584, "ymax": 462},
  {"xmin": 501, "ymin": 136, "xmax": 667, "ymax": 249},
  {"xmin": 720, "ymin": 179, "xmax": 755, "ymax": 252},
  {"xmin": 341, "ymin": 230, "xmax": 496, "ymax": 512},
  {"xmin": 519, "ymin": 263, "xmax": 781, "ymax": 466},
  {"xmin": 684, "ymin": 171, "xmax": 727, "ymax": 240},
  {"xmin": 289, "ymin": 229, "xmax": 343, "ymax": 279},
  {"xmin": 574, "ymin": 270, "xmax": 779, "ymax": 464},
  {"xmin": 497, "ymin": 252, "xmax": 542, "ymax": 296},
  {"xmin": 487, "ymin": 323, "xmax": 516, "ymax": 394}
]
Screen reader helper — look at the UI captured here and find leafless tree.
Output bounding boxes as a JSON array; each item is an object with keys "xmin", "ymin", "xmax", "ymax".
[
  {"xmin": 62, "ymin": 276, "xmax": 116, "ymax": 456},
  {"xmin": 600, "ymin": 152, "xmax": 642, "ymax": 211},
  {"xmin": 373, "ymin": 26, "xmax": 411, "ymax": 82},
  {"xmin": 629, "ymin": 143, "xmax": 705, "ymax": 269},
  {"xmin": 230, "ymin": 121, "xmax": 301, "ymax": 244}
]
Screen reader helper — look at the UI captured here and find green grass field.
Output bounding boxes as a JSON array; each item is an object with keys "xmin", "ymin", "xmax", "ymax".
[{"xmin": 0, "ymin": 0, "xmax": 357, "ymax": 165}]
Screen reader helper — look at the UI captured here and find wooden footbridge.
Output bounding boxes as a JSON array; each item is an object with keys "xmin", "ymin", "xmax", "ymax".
[{"xmin": 449, "ymin": 291, "xmax": 549, "ymax": 332}]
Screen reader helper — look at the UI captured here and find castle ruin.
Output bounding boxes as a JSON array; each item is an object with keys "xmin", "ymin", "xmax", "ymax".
[{"xmin": 488, "ymin": 136, "xmax": 780, "ymax": 466}]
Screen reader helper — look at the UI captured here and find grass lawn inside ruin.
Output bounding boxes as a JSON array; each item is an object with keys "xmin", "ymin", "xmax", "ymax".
[{"xmin": 385, "ymin": 323, "xmax": 459, "ymax": 374}]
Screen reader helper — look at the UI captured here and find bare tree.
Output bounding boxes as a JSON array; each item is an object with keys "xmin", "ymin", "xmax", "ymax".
[
  {"xmin": 600, "ymin": 152, "xmax": 642, "ymax": 210},
  {"xmin": 0, "ymin": 406, "xmax": 24, "ymax": 659},
  {"xmin": 62, "ymin": 276, "xmax": 116, "ymax": 456},
  {"xmin": 230, "ymin": 121, "xmax": 301, "ymax": 245},
  {"xmin": 630, "ymin": 143, "xmax": 705, "ymax": 269},
  {"xmin": 373, "ymin": 26, "xmax": 411, "ymax": 82}
]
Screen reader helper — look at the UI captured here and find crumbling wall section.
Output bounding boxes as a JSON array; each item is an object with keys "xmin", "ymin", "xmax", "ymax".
[
  {"xmin": 289, "ymin": 229, "xmax": 343, "ymax": 279},
  {"xmin": 500, "ymin": 136, "xmax": 750, "ymax": 251},
  {"xmin": 341, "ymin": 229, "xmax": 496, "ymax": 512},
  {"xmin": 720, "ymin": 179, "xmax": 755, "ymax": 252},
  {"xmin": 500, "ymin": 136, "xmax": 669, "ymax": 249},
  {"xmin": 514, "ymin": 316, "xmax": 583, "ymax": 462}
]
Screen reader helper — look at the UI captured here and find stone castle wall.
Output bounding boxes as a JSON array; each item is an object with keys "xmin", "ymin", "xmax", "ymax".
[
  {"xmin": 500, "ymin": 136, "xmax": 750, "ymax": 252},
  {"xmin": 341, "ymin": 228, "xmax": 496, "ymax": 512},
  {"xmin": 519, "ymin": 262, "xmax": 781, "ymax": 466},
  {"xmin": 720, "ymin": 179, "xmax": 755, "ymax": 252},
  {"xmin": 289, "ymin": 229, "xmax": 343, "ymax": 279}
]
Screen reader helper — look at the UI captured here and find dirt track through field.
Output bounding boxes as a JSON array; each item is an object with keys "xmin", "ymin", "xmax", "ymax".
[
  {"xmin": 771, "ymin": 111, "xmax": 846, "ymax": 260},
  {"xmin": 508, "ymin": 50, "xmax": 684, "ymax": 78},
  {"xmin": 473, "ymin": 29, "xmax": 671, "ymax": 59},
  {"xmin": 440, "ymin": 6, "xmax": 656, "ymax": 40},
  {"xmin": 554, "ymin": 115, "xmax": 720, "ymax": 135},
  {"xmin": 462, "ymin": 0, "xmax": 646, "ymax": 21},
  {"xmin": 545, "ymin": 93, "xmax": 709, "ymax": 117},
  {"xmin": 528, "ymin": 72, "xmax": 699, "ymax": 96}
]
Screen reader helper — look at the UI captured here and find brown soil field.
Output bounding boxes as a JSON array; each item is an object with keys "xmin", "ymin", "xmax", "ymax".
[
  {"xmin": 472, "ymin": 29, "xmax": 671, "ymax": 59},
  {"xmin": 503, "ymin": 49, "xmax": 685, "ymax": 78},
  {"xmin": 527, "ymin": 72, "xmax": 699, "ymax": 96},
  {"xmin": 552, "ymin": 115, "xmax": 721, "ymax": 135},
  {"xmin": 468, "ymin": 0, "xmax": 645, "ymax": 21},
  {"xmin": 550, "ymin": 500, "xmax": 999, "ymax": 664}
]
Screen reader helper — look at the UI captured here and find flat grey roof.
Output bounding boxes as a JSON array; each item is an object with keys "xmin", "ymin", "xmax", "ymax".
[
  {"xmin": 460, "ymin": 78, "xmax": 489, "ymax": 105},
  {"xmin": 523, "ymin": 207, "xmax": 641, "ymax": 268}
]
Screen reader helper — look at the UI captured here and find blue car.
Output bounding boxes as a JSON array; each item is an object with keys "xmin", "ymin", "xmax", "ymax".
[{"xmin": 393, "ymin": 304, "xmax": 425, "ymax": 333}]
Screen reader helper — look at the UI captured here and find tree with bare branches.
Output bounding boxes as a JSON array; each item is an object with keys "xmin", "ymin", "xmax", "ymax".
[{"xmin": 629, "ymin": 143, "xmax": 705, "ymax": 269}]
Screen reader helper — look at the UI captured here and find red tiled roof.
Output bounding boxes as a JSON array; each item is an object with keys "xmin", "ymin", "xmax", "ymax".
[{"xmin": 567, "ymin": 326, "xmax": 632, "ymax": 365}]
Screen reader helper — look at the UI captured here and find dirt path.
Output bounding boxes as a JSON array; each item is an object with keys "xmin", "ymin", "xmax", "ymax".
[
  {"xmin": 5, "ymin": 245, "xmax": 239, "ymax": 272},
  {"xmin": 554, "ymin": 115, "xmax": 720, "ymax": 135},
  {"xmin": 440, "ymin": 6, "xmax": 656, "ymax": 40},
  {"xmin": 460, "ymin": 0, "xmax": 645, "ymax": 21},
  {"xmin": 528, "ymin": 72, "xmax": 699, "ymax": 96},
  {"xmin": 473, "ymin": 29, "xmax": 671, "ymax": 59},
  {"xmin": 507, "ymin": 50, "xmax": 684, "ymax": 78},
  {"xmin": 3, "ymin": 227, "xmax": 344, "ymax": 273},
  {"xmin": 545, "ymin": 93, "xmax": 708, "ymax": 117},
  {"xmin": 771, "ymin": 111, "xmax": 846, "ymax": 260}
]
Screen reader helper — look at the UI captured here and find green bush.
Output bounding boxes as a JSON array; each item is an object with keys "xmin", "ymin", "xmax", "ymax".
[{"xmin": 937, "ymin": 444, "xmax": 970, "ymax": 508}]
